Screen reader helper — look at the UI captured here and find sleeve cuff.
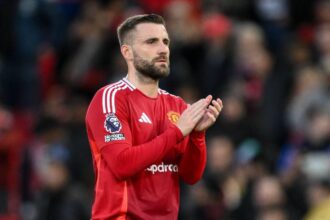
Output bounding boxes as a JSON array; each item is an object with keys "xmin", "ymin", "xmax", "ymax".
[
  {"xmin": 172, "ymin": 124, "xmax": 184, "ymax": 141},
  {"xmin": 190, "ymin": 130, "xmax": 206, "ymax": 140}
]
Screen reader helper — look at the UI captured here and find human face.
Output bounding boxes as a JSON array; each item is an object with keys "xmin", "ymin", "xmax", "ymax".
[{"xmin": 131, "ymin": 23, "xmax": 170, "ymax": 80}]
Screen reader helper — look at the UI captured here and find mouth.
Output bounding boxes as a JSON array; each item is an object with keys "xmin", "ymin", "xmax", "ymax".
[
  {"xmin": 155, "ymin": 60, "xmax": 168, "ymax": 66},
  {"xmin": 154, "ymin": 57, "xmax": 168, "ymax": 64}
]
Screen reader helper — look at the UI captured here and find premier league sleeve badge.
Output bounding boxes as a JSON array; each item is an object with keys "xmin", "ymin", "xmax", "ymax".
[
  {"xmin": 104, "ymin": 113, "xmax": 125, "ymax": 142},
  {"xmin": 104, "ymin": 113, "xmax": 122, "ymax": 133}
]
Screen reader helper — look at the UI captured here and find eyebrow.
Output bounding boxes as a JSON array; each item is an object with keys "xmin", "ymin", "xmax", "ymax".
[
  {"xmin": 144, "ymin": 37, "xmax": 170, "ymax": 44},
  {"xmin": 144, "ymin": 37, "xmax": 158, "ymax": 42}
]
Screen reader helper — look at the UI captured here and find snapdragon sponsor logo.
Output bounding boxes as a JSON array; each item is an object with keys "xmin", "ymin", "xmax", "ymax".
[{"xmin": 146, "ymin": 162, "xmax": 179, "ymax": 174}]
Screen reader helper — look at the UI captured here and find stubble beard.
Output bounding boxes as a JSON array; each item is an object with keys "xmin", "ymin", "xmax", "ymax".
[{"xmin": 133, "ymin": 52, "xmax": 170, "ymax": 81}]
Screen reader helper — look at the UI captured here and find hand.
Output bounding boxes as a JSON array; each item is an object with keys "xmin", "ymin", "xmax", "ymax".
[
  {"xmin": 194, "ymin": 98, "xmax": 223, "ymax": 132},
  {"xmin": 176, "ymin": 95, "xmax": 212, "ymax": 136}
]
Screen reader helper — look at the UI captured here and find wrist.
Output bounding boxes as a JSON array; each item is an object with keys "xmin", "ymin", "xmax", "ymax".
[
  {"xmin": 170, "ymin": 124, "xmax": 185, "ymax": 141},
  {"xmin": 175, "ymin": 124, "xmax": 190, "ymax": 137}
]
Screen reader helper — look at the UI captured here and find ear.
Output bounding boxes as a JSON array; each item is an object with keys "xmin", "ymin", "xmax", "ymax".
[{"xmin": 121, "ymin": 45, "xmax": 133, "ymax": 61}]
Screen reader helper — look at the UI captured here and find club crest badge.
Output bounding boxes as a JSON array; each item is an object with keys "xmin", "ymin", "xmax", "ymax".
[
  {"xmin": 167, "ymin": 111, "xmax": 180, "ymax": 124},
  {"xmin": 104, "ymin": 113, "xmax": 122, "ymax": 133}
]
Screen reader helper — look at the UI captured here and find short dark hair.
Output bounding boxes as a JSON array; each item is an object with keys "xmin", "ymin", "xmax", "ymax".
[{"xmin": 117, "ymin": 14, "xmax": 166, "ymax": 46}]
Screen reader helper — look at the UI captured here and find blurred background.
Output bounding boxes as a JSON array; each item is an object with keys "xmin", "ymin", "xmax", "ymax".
[{"xmin": 0, "ymin": 0, "xmax": 329, "ymax": 219}]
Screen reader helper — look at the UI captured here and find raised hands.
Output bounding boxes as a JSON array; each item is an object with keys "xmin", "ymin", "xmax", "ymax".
[
  {"xmin": 176, "ymin": 95, "xmax": 223, "ymax": 136},
  {"xmin": 194, "ymin": 97, "xmax": 223, "ymax": 132}
]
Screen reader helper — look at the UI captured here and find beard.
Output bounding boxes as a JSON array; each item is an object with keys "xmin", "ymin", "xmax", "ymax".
[{"xmin": 133, "ymin": 51, "xmax": 170, "ymax": 80}]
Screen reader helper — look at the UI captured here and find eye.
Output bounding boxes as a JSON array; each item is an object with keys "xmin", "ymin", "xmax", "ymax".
[
  {"xmin": 146, "ymin": 38, "xmax": 157, "ymax": 44},
  {"xmin": 163, "ymin": 39, "xmax": 170, "ymax": 46}
]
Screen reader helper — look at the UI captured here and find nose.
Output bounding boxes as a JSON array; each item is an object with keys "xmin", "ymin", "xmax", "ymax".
[{"xmin": 158, "ymin": 42, "xmax": 169, "ymax": 55}]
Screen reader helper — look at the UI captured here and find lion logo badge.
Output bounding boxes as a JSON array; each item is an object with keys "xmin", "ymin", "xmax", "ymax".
[{"xmin": 104, "ymin": 113, "xmax": 122, "ymax": 133}]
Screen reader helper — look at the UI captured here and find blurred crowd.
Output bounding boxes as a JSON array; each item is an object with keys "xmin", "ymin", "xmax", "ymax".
[{"xmin": 0, "ymin": 0, "xmax": 329, "ymax": 220}]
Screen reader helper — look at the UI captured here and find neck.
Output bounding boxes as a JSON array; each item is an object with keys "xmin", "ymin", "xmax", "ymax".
[{"xmin": 126, "ymin": 71, "xmax": 159, "ymax": 98}]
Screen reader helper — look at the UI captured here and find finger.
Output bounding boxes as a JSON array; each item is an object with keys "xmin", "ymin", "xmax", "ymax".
[
  {"xmin": 181, "ymin": 99, "xmax": 206, "ymax": 122},
  {"xmin": 188, "ymin": 98, "xmax": 205, "ymax": 110},
  {"xmin": 207, "ymin": 104, "xmax": 219, "ymax": 118},
  {"xmin": 191, "ymin": 96, "xmax": 212, "ymax": 109},
  {"xmin": 206, "ymin": 111, "xmax": 216, "ymax": 123},
  {"xmin": 205, "ymin": 95, "xmax": 213, "ymax": 104},
  {"xmin": 189, "ymin": 99, "xmax": 208, "ymax": 115},
  {"xmin": 211, "ymin": 99, "xmax": 222, "ymax": 112},
  {"xmin": 183, "ymin": 97, "xmax": 212, "ymax": 121},
  {"xmin": 190, "ymin": 96, "xmax": 216, "ymax": 119},
  {"xmin": 192, "ymin": 109, "xmax": 206, "ymax": 123},
  {"xmin": 183, "ymin": 101, "xmax": 201, "ymax": 114},
  {"xmin": 217, "ymin": 98, "xmax": 223, "ymax": 109},
  {"xmin": 190, "ymin": 108, "xmax": 206, "ymax": 123}
]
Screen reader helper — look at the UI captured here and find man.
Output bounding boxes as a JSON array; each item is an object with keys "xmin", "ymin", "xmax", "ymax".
[{"xmin": 85, "ymin": 14, "xmax": 223, "ymax": 220}]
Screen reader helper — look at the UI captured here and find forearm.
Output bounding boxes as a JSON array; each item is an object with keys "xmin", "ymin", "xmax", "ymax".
[
  {"xmin": 101, "ymin": 125, "xmax": 184, "ymax": 180},
  {"xmin": 179, "ymin": 131, "xmax": 206, "ymax": 184}
]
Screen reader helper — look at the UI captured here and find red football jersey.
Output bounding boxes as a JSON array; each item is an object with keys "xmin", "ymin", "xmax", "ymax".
[{"xmin": 85, "ymin": 77, "xmax": 206, "ymax": 220}]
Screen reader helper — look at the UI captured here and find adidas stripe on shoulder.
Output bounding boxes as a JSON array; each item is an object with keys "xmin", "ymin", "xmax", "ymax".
[{"xmin": 102, "ymin": 79, "xmax": 135, "ymax": 114}]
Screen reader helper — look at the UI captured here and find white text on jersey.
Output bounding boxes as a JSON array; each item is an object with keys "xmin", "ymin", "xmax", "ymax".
[{"xmin": 146, "ymin": 162, "xmax": 179, "ymax": 174}]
